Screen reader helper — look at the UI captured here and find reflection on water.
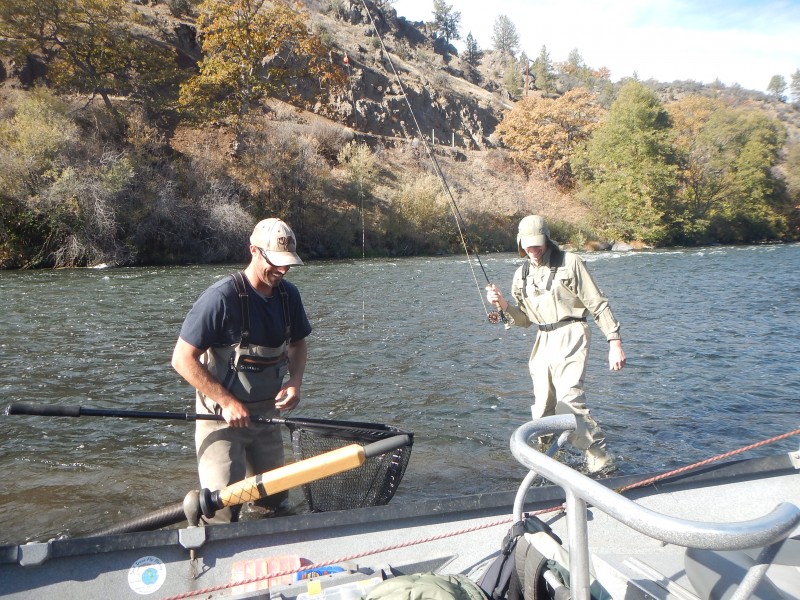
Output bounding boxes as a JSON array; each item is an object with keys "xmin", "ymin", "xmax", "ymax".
[{"xmin": 1, "ymin": 245, "xmax": 799, "ymax": 544}]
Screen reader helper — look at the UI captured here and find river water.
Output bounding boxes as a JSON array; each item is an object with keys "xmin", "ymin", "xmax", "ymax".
[{"xmin": 1, "ymin": 244, "xmax": 799, "ymax": 545}]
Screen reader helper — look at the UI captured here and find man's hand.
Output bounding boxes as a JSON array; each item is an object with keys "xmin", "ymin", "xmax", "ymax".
[
  {"xmin": 275, "ymin": 384, "xmax": 300, "ymax": 412},
  {"xmin": 485, "ymin": 283, "xmax": 508, "ymax": 311},
  {"xmin": 608, "ymin": 339, "xmax": 626, "ymax": 371},
  {"xmin": 220, "ymin": 400, "xmax": 251, "ymax": 428},
  {"xmin": 172, "ymin": 337, "xmax": 251, "ymax": 427}
]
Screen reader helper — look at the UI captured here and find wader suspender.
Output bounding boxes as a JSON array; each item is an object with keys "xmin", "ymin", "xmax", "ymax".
[
  {"xmin": 230, "ymin": 271, "xmax": 292, "ymax": 349},
  {"xmin": 201, "ymin": 272, "xmax": 293, "ymax": 414},
  {"xmin": 232, "ymin": 271, "xmax": 252, "ymax": 350},
  {"xmin": 520, "ymin": 247, "xmax": 564, "ymax": 299}
]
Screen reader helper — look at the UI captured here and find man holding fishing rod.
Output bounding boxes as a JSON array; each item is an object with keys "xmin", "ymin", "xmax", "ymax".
[
  {"xmin": 172, "ymin": 218, "xmax": 312, "ymax": 523},
  {"xmin": 486, "ymin": 215, "xmax": 625, "ymax": 474}
]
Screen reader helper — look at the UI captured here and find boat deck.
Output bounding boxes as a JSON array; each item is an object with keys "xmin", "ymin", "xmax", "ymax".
[{"xmin": 576, "ymin": 463, "xmax": 800, "ymax": 599}]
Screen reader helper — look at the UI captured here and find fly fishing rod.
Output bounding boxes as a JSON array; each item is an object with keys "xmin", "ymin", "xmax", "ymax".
[{"xmin": 358, "ymin": 0, "xmax": 509, "ymax": 328}]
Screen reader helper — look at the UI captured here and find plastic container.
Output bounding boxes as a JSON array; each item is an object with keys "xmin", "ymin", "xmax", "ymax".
[
  {"xmin": 295, "ymin": 566, "xmax": 346, "ymax": 581},
  {"xmin": 296, "ymin": 576, "xmax": 384, "ymax": 600}
]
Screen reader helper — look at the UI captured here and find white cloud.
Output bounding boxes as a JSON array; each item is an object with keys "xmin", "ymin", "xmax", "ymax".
[{"xmin": 391, "ymin": 0, "xmax": 800, "ymax": 91}]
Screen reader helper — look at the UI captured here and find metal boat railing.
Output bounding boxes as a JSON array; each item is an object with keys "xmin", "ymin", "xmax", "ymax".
[{"xmin": 509, "ymin": 415, "xmax": 800, "ymax": 600}]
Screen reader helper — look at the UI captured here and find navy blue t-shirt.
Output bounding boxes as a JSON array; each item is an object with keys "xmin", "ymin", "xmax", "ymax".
[{"xmin": 179, "ymin": 273, "xmax": 312, "ymax": 350}]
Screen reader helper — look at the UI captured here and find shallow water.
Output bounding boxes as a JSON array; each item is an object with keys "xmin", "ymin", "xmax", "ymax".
[{"xmin": 1, "ymin": 244, "xmax": 798, "ymax": 544}]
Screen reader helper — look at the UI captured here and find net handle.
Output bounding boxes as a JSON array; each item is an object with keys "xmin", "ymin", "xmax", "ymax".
[{"xmin": 363, "ymin": 434, "xmax": 412, "ymax": 458}]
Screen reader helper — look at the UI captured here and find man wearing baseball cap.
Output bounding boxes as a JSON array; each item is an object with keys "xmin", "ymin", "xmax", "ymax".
[
  {"xmin": 486, "ymin": 215, "xmax": 626, "ymax": 474},
  {"xmin": 172, "ymin": 218, "xmax": 311, "ymax": 523}
]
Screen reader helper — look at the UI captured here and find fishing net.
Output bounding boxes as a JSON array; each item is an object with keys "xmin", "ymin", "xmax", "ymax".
[{"xmin": 286, "ymin": 418, "xmax": 414, "ymax": 512}]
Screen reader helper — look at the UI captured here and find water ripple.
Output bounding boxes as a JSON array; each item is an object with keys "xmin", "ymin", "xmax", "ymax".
[{"xmin": 1, "ymin": 245, "xmax": 799, "ymax": 543}]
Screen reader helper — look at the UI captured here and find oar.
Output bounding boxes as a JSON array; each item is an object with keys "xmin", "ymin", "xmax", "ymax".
[
  {"xmin": 189, "ymin": 434, "xmax": 412, "ymax": 521},
  {"xmin": 4, "ymin": 402, "xmax": 387, "ymax": 434},
  {"xmin": 87, "ymin": 502, "xmax": 186, "ymax": 537},
  {"xmin": 88, "ymin": 434, "xmax": 411, "ymax": 534}
]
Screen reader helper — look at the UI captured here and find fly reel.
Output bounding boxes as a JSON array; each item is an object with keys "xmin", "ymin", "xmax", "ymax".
[{"xmin": 488, "ymin": 310, "xmax": 511, "ymax": 329}]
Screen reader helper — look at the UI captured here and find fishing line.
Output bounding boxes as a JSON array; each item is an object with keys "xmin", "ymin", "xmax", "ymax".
[
  {"xmin": 356, "ymin": 1, "xmax": 508, "ymax": 327},
  {"xmin": 361, "ymin": 173, "xmax": 366, "ymax": 328},
  {"xmin": 344, "ymin": 52, "xmax": 368, "ymax": 327}
]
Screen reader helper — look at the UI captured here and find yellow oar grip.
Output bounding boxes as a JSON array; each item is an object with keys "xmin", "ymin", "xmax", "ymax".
[{"xmin": 217, "ymin": 443, "xmax": 366, "ymax": 508}]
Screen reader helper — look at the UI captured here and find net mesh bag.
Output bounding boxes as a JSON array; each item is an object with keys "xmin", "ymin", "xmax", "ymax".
[{"xmin": 287, "ymin": 418, "xmax": 413, "ymax": 512}]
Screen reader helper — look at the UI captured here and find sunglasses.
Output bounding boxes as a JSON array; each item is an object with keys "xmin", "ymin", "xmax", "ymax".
[{"xmin": 257, "ymin": 247, "xmax": 289, "ymax": 268}]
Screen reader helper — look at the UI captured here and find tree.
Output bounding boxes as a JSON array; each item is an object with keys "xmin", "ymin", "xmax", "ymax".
[
  {"xmin": 666, "ymin": 96, "xmax": 726, "ymax": 240},
  {"xmin": 699, "ymin": 108, "xmax": 786, "ymax": 242},
  {"xmin": 531, "ymin": 45, "xmax": 556, "ymax": 94},
  {"xmin": 767, "ymin": 74, "xmax": 787, "ymax": 101},
  {"xmin": 496, "ymin": 88, "xmax": 602, "ymax": 187},
  {"xmin": 558, "ymin": 47, "xmax": 595, "ymax": 89},
  {"xmin": 491, "ymin": 15, "xmax": 519, "ymax": 56},
  {"xmin": 463, "ymin": 32, "xmax": 482, "ymax": 67},
  {"xmin": 576, "ymin": 81, "xmax": 678, "ymax": 244},
  {"xmin": 566, "ymin": 49, "xmax": 585, "ymax": 73},
  {"xmin": 503, "ymin": 57, "xmax": 523, "ymax": 100},
  {"xmin": 790, "ymin": 69, "xmax": 800, "ymax": 105},
  {"xmin": 0, "ymin": 0, "xmax": 179, "ymax": 121},
  {"xmin": 432, "ymin": 0, "xmax": 461, "ymax": 44},
  {"xmin": 179, "ymin": 0, "xmax": 345, "ymax": 125},
  {"xmin": 785, "ymin": 144, "xmax": 800, "ymax": 204}
]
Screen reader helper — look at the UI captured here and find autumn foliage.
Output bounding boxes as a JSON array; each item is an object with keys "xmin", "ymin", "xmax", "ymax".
[
  {"xmin": 0, "ymin": 0, "xmax": 179, "ymax": 120},
  {"xmin": 178, "ymin": 0, "xmax": 346, "ymax": 123},
  {"xmin": 495, "ymin": 89, "xmax": 601, "ymax": 187}
]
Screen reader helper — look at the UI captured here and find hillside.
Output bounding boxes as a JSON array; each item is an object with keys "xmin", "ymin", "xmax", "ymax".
[
  {"xmin": 132, "ymin": 0, "xmax": 593, "ymax": 226},
  {"xmin": 165, "ymin": 0, "xmax": 800, "ymax": 219},
  {"xmin": 1, "ymin": 0, "xmax": 798, "ymax": 268}
]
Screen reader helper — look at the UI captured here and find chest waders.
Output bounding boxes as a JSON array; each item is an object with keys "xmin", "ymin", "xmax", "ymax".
[
  {"xmin": 521, "ymin": 247, "xmax": 587, "ymax": 332},
  {"xmin": 520, "ymin": 246, "xmax": 565, "ymax": 299},
  {"xmin": 199, "ymin": 271, "xmax": 293, "ymax": 414}
]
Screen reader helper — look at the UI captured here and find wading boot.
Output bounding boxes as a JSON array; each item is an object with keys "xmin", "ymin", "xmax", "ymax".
[
  {"xmin": 585, "ymin": 444, "xmax": 615, "ymax": 475},
  {"xmin": 534, "ymin": 434, "xmax": 554, "ymax": 453}
]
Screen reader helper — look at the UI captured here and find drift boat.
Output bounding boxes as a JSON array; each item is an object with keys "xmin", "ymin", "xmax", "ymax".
[{"xmin": 1, "ymin": 414, "xmax": 799, "ymax": 600}]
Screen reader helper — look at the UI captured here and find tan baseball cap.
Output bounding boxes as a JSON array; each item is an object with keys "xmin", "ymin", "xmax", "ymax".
[
  {"xmin": 250, "ymin": 218, "xmax": 304, "ymax": 266},
  {"xmin": 517, "ymin": 215, "xmax": 550, "ymax": 256}
]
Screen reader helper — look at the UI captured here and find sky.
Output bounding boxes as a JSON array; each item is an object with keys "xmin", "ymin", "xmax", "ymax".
[{"xmin": 391, "ymin": 0, "xmax": 800, "ymax": 93}]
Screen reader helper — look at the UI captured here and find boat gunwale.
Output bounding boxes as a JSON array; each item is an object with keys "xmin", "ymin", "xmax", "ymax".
[{"xmin": 2, "ymin": 452, "xmax": 797, "ymax": 568}]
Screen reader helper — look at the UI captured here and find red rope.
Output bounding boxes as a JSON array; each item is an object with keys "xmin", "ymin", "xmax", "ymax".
[
  {"xmin": 616, "ymin": 427, "xmax": 800, "ymax": 493},
  {"xmin": 161, "ymin": 428, "xmax": 800, "ymax": 600},
  {"xmin": 160, "ymin": 516, "xmax": 515, "ymax": 600}
]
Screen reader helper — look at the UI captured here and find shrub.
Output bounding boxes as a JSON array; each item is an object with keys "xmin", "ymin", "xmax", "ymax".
[
  {"xmin": 383, "ymin": 173, "xmax": 454, "ymax": 255},
  {"xmin": 310, "ymin": 120, "xmax": 354, "ymax": 163},
  {"xmin": 338, "ymin": 141, "xmax": 379, "ymax": 200},
  {"xmin": 0, "ymin": 89, "xmax": 79, "ymax": 200}
]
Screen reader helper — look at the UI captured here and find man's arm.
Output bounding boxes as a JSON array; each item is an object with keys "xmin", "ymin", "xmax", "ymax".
[
  {"xmin": 171, "ymin": 337, "xmax": 251, "ymax": 427},
  {"xmin": 569, "ymin": 257, "xmax": 626, "ymax": 370},
  {"xmin": 275, "ymin": 337, "xmax": 307, "ymax": 412}
]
